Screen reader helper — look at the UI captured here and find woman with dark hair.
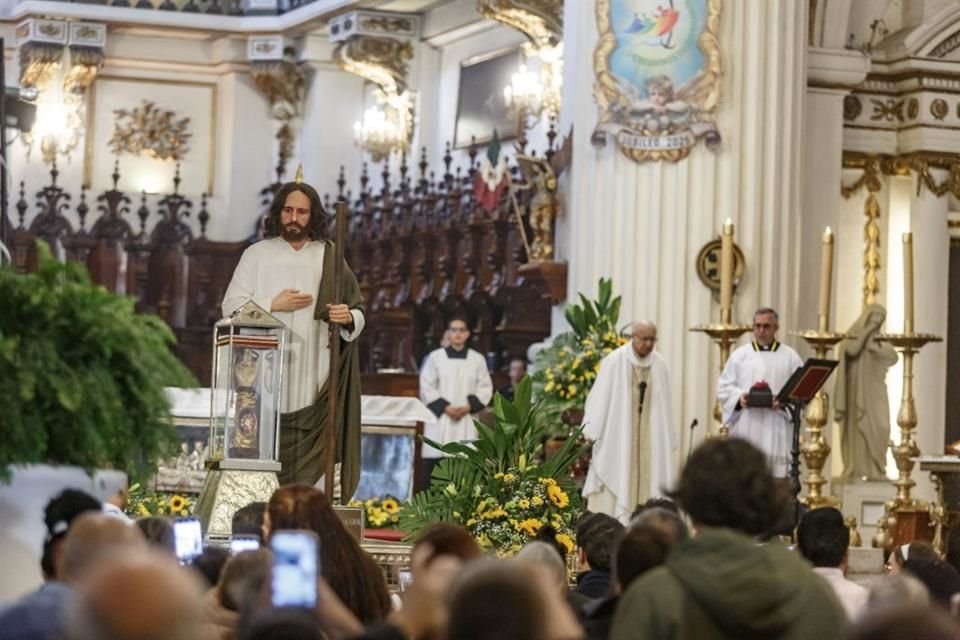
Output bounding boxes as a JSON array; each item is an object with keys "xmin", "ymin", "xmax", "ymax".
[{"xmin": 265, "ymin": 484, "xmax": 391, "ymax": 625}]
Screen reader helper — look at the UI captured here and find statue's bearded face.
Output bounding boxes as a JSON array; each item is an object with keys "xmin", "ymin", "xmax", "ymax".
[{"xmin": 280, "ymin": 190, "xmax": 311, "ymax": 242}]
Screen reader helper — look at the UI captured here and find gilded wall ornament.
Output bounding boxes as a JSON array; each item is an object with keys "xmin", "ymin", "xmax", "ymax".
[
  {"xmin": 110, "ymin": 100, "xmax": 192, "ymax": 162},
  {"xmin": 930, "ymin": 98, "xmax": 948, "ymax": 120},
  {"xmin": 869, "ymin": 98, "xmax": 905, "ymax": 122},
  {"xmin": 477, "ymin": 0, "xmax": 563, "ymax": 48},
  {"xmin": 251, "ymin": 57, "xmax": 308, "ymax": 122},
  {"xmin": 907, "ymin": 98, "xmax": 919, "ymax": 120},
  {"xmin": 592, "ymin": 0, "xmax": 722, "ymax": 163},
  {"xmin": 333, "ymin": 36, "xmax": 413, "ymax": 96},
  {"xmin": 19, "ymin": 42, "xmax": 63, "ymax": 92},
  {"xmin": 63, "ymin": 46, "xmax": 104, "ymax": 95},
  {"xmin": 843, "ymin": 95, "xmax": 862, "ymax": 121},
  {"xmin": 696, "ymin": 237, "xmax": 745, "ymax": 295},
  {"xmin": 360, "ymin": 16, "xmax": 414, "ymax": 33}
]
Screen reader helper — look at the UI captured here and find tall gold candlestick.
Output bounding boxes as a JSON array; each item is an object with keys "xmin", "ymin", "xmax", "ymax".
[
  {"xmin": 792, "ymin": 329, "xmax": 846, "ymax": 508},
  {"xmin": 903, "ymin": 232, "xmax": 914, "ymax": 335},
  {"xmin": 720, "ymin": 219, "xmax": 734, "ymax": 325},
  {"xmin": 818, "ymin": 227, "xmax": 833, "ymax": 333}
]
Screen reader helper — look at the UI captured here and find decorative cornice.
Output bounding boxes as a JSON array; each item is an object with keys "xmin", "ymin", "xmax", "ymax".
[
  {"xmin": 477, "ymin": 0, "xmax": 562, "ymax": 49},
  {"xmin": 806, "ymin": 47, "xmax": 870, "ymax": 90}
]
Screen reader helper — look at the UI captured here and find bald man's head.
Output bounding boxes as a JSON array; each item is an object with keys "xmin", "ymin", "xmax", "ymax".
[
  {"xmin": 59, "ymin": 514, "xmax": 145, "ymax": 583},
  {"xmin": 65, "ymin": 551, "xmax": 206, "ymax": 640},
  {"xmin": 630, "ymin": 322, "xmax": 658, "ymax": 358}
]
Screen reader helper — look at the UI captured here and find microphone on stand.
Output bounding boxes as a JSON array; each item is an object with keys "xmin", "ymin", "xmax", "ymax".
[
  {"xmin": 687, "ymin": 418, "xmax": 699, "ymax": 462},
  {"xmin": 638, "ymin": 381, "xmax": 647, "ymax": 407}
]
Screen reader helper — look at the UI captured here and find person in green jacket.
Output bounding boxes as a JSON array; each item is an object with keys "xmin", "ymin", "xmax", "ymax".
[{"xmin": 610, "ymin": 438, "xmax": 846, "ymax": 640}]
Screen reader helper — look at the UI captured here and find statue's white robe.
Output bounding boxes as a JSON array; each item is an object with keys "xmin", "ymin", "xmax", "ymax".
[{"xmin": 222, "ymin": 238, "xmax": 363, "ymax": 414}]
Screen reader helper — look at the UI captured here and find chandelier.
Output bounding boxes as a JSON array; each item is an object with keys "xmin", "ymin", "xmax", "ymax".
[
  {"xmin": 353, "ymin": 90, "xmax": 413, "ymax": 161},
  {"xmin": 503, "ymin": 44, "xmax": 563, "ymax": 127}
]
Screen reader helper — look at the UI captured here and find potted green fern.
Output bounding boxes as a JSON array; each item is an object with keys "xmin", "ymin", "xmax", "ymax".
[{"xmin": 0, "ymin": 242, "xmax": 195, "ymax": 599}]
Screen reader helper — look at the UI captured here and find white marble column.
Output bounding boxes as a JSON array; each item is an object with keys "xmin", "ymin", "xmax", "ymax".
[
  {"xmin": 801, "ymin": 47, "xmax": 869, "ymax": 488},
  {"xmin": 299, "ymin": 36, "xmax": 366, "ymax": 201},
  {"xmin": 902, "ymin": 171, "xmax": 950, "ymax": 501},
  {"xmin": 558, "ymin": 0, "xmax": 808, "ymax": 461}
]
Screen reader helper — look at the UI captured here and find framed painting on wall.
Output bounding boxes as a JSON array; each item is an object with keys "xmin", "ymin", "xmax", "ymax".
[{"xmin": 454, "ymin": 47, "xmax": 522, "ymax": 149}]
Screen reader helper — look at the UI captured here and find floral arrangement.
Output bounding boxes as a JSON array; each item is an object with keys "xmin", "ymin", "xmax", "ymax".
[
  {"xmin": 402, "ymin": 377, "xmax": 585, "ymax": 555},
  {"xmin": 533, "ymin": 278, "xmax": 627, "ymax": 429},
  {"xmin": 467, "ymin": 468, "xmax": 576, "ymax": 554},
  {"xmin": 348, "ymin": 496, "xmax": 403, "ymax": 529},
  {"xmin": 125, "ymin": 482, "xmax": 195, "ymax": 518}
]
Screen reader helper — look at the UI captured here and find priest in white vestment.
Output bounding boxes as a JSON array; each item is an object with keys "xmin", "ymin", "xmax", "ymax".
[
  {"xmin": 717, "ymin": 307, "xmax": 803, "ymax": 477},
  {"xmin": 419, "ymin": 317, "xmax": 494, "ymax": 484},
  {"xmin": 582, "ymin": 322, "xmax": 677, "ymax": 524},
  {"xmin": 222, "ymin": 180, "xmax": 365, "ymax": 493}
]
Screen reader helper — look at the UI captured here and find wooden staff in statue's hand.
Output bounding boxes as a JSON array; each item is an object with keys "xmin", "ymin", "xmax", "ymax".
[{"xmin": 324, "ymin": 200, "xmax": 349, "ymax": 500}]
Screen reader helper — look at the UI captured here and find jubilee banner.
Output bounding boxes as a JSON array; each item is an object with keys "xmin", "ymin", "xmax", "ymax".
[{"xmin": 593, "ymin": 0, "xmax": 722, "ymax": 163}]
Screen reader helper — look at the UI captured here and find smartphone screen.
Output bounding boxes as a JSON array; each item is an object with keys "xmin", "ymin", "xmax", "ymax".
[
  {"xmin": 230, "ymin": 536, "xmax": 261, "ymax": 554},
  {"xmin": 173, "ymin": 517, "xmax": 203, "ymax": 564},
  {"xmin": 270, "ymin": 530, "xmax": 319, "ymax": 608},
  {"xmin": 398, "ymin": 569, "xmax": 413, "ymax": 592}
]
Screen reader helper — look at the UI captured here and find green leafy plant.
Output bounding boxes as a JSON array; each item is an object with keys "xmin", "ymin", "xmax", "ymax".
[
  {"xmin": 0, "ymin": 242, "xmax": 196, "ymax": 480},
  {"xmin": 532, "ymin": 278, "xmax": 627, "ymax": 429},
  {"xmin": 401, "ymin": 377, "xmax": 585, "ymax": 554}
]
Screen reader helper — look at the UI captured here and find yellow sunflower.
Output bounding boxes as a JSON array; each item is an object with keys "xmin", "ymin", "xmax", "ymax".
[
  {"xmin": 381, "ymin": 498, "xmax": 400, "ymax": 515},
  {"xmin": 516, "ymin": 518, "xmax": 543, "ymax": 536},
  {"xmin": 556, "ymin": 533, "xmax": 575, "ymax": 554},
  {"xmin": 547, "ymin": 484, "xmax": 569, "ymax": 508},
  {"xmin": 168, "ymin": 495, "xmax": 187, "ymax": 512}
]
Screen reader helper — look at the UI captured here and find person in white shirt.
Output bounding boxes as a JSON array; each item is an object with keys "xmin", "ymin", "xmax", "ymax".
[
  {"xmin": 418, "ymin": 317, "xmax": 493, "ymax": 487},
  {"xmin": 796, "ymin": 506, "xmax": 868, "ymax": 620},
  {"xmin": 717, "ymin": 307, "xmax": 803, "ymax": 477}
]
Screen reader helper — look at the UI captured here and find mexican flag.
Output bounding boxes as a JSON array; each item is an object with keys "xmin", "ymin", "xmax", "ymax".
[{"xmin": 473, "ymin": 130, "xmax": 509, "ymax": 213}]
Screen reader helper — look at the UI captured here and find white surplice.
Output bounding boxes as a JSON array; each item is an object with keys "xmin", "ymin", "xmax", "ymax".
[
  {"xmin": 582, "ymin": 343, "xmax": 677, "ymax": 523},
  {"xmin": 419, "ymin": 347, "xmax": 493, "ymax": 458},
  {"xmin": 221, "ymin": 238, "xmax": 364, "ymax": 414},
  {"xmin": 717, "ymin": 340, "xmax": 803, "ymax": 477}
]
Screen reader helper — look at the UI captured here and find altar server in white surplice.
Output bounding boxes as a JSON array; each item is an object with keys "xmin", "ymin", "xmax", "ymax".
[
  {"xmin": 419, "ymin": 317, "xmax": 494, "ymax": 484},
  {"xmin": 582, "ymin": 321, "xmax": 677, "ymax": 524},
  {"xmin": 717, "ymin": 307, "xmax": 803, "ymax": 477}
]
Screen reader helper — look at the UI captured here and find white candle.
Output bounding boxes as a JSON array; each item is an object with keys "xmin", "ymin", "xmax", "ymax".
[
  {"xmin": 818, "ymin": 227, "xmax": 833, "ymax": 332},
  {"xmin": 903, "ymin": 232, "xmax": 914, "ymax": 334},
  {"xmin": 720, "ymin": 219, "xmax": 733, "ymax": 324}
]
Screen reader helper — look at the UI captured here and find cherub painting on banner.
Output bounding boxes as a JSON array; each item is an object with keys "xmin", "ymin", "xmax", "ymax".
[{"xmin": 593, "ymin": 0, "xmax": 722, "ymax": 163}]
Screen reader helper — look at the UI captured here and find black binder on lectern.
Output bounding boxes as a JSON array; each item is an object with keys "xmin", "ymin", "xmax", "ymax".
[{"xmin": 776, "ymin": 358, "xmax": 839, "ymax": 405}]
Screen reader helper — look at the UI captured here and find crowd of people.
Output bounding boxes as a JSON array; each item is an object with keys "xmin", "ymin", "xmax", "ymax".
[{"xmin": 4, "ymin": 438, "xmax": 960, "ymax": 640}]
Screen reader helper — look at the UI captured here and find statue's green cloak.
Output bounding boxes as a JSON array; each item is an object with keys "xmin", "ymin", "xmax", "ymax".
[{"xmin": 278, "ymin": 240, "xmax": 364, "ymax": 499}]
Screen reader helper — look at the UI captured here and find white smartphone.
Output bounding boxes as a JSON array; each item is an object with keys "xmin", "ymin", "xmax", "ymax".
[
  {"xmin": 230, "ymin": 535, "xmax": 261, "ymax": 554},
  {"xmin": 173, "ymin": 517, "xmax": 203, "ymax": 564},
  {"xmin": 270, "ymin": 530, "xmax": 319, "ymax": 608}
]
